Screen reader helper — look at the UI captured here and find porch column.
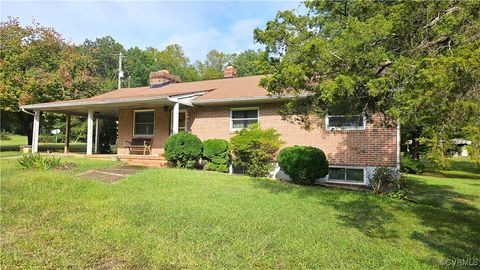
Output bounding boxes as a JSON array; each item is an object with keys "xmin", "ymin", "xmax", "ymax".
[
  {"xmin": 86, "ymin": 109, "xmax": 94, "ymax": 155},
  {"xmin": 64, "ymin": 114, "xmax": 71, "ymax": 154},
  {"xmin": 94, "ymin": 117, "xmax": 99, "ymax": 154},
  {"xmin": 32, "ymin": 110, "xmax": 40, "ymax": 153},
  {"xmin": 172, "ymin": 102, "xmax": 179, "ymax": 134}
]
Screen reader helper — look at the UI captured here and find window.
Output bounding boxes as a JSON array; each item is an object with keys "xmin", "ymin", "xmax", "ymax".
[
  {"xmin": 170, "ymin": 110, "xmax": 188, "ymax": 133},
  {"xmin": 326, "ymin": 115, "xmax": 365, "ymax": 130},
  {"xmin": 134, "ymin": 110, "xmax": 154, "ymax": 136},
  {"xmin": 328, "ymin": 167, "xmax": 364, "ymax": 183},
  {"xmin": 230, "ymin": 108, "xmax": 259, "ymax": 131}
]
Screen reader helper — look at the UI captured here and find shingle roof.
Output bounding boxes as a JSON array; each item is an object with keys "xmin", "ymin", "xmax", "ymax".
[{"xmin": 22, "ymin": 75, "xmax": 272, "ymax": 109}]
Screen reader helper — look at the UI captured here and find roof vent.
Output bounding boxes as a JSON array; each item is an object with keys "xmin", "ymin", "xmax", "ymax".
[
  {"xmin": 149, "ymin": 70, "xmax": 181, "ymax": 88},
  {"xmin": 223, "ymin": 66, "xmax": 236, "ymax": 79}
]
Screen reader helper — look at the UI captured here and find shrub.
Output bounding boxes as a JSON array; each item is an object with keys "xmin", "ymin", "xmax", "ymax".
[
  {"xmin": 0, "ymin": 131, "xmax": 11, "ymax": 140},
  {"xmin": 164, "ymin": 132, "xmax": 203, "ymax": 168},
  {"xmin": 400, "ymin": 154, "xmax": 425, "ymax": 174},
  {"xmin": 277, "ymin": 146, "xmax": 329, "ymax": 185},
  {"xmin": 17, "ymin": 154, "xmax": 62, "ymax": 170},
  {"xmin": 370, "ymin": 168, "xmax": 412, "ymax": 200},
  {"xmin": 370, "ymin": 167, "xmax": 397, "ymax": 194},
  {"xmin": 203, "ymin": 139, "xmax": 230, "ymax": 172},
  {"xmin": 230, "ymin": 124, "xmax": 284, "ymax": 177}
]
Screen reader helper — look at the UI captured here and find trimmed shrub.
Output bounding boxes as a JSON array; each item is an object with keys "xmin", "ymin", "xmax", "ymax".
[
  {"xmin": 400, "ymin": 154, "xmax": 425, "ymax": 174},
  {"xmin": 17, "ymin": 154, "xmax": 62, "ymax": 170},
  {"xmin": 164, "ymin": 132, "xmax": 203, "ymax": 168},
  {"xmin": 230, "ymin": 124, "xmax": 284, "ymax": 177},
  {"xmin": 203, "ymin": 139, "xmax": 230, "ymax": 172},
  {"xmin": 277, "ymin": 146, "xmax": 329, "ymax": 185}
]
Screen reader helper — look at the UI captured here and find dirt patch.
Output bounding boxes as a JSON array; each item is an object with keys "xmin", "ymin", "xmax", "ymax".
[{"xmin": 76, "ymin": 166, "xmax": 144, "ymax": 183}]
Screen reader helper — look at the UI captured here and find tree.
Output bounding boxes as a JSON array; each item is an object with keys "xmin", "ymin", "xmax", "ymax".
[
  {"xmin": 254, "ymin": 0, "xmax": 480, "ymax": 161},
  {"xmin": 78, "ymin": 36, "xmax": 124, "ymax": 91},
  {"xmin": 123, "ymin": 47, "xmax": 156, "ymax": 87},
  {"xmin": 155, "ymin": 45, "xmax": 200, "ymax": 82},
  {"xmin": 196, "ymin": 49, "xmax": 233, "ymax": 80},
  {"xmin": 0, "ymin": 18, "xmax": 100, "ymax": 144},
  {"xmin": 231, "ymin": 49, "xmax": 264, "ymax": 77}
]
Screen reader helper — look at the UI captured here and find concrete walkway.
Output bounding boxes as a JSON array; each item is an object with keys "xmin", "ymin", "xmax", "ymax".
[{"xmin": 76, "ymin": 166, "xmax": 144, "ymax": 183}]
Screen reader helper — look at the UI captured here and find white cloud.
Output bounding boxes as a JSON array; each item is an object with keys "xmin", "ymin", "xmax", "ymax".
[{"xmin": 162, "ymin": 18, "xmax": 263, "ymax": 62}]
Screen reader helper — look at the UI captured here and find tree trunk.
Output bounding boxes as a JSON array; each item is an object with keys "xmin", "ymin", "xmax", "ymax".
[{"xmin": 17, "ymin": 112, "xmax": 33, "ymax": 145}]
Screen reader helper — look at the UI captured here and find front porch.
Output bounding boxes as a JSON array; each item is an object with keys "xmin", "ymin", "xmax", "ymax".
[{"xmin": 23, "ymin": 93, "xmax": 198, "ymax": 164}]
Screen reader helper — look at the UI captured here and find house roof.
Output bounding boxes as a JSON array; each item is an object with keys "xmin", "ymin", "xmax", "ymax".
[{"xmin": 22, "ymin": 75, "xmax": 277, "ymax": 110}]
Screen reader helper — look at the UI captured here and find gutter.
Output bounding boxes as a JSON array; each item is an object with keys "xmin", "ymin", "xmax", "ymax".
[
  {"xmin": 20, "ymin": 108, "xmax": 36, "ymax": 116},
  {"xmin": 191, "ymin": 95, "xmax": 302, "ymax": 105},
  {"xmin": 21, "ymin": 95, "xmax": 170, "ymax": 110}
]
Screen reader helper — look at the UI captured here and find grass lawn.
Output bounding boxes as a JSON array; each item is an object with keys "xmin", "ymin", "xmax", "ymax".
[
  {"xmin": 1, "ymin": 157, "xmax": 479, "ymax": 269},
  {"xmin": 0, "ymin": 134, "xmax": 116, "ymax": 153}
]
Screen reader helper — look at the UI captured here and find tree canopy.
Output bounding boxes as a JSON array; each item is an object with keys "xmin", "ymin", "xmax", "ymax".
[{"xmin": 254, "ymin": 0, "xmax": 480, "ymax": 163}]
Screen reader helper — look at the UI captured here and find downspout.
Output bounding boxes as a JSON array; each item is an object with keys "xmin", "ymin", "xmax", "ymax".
[
  {"xmin": 20, "ymin": 107, "xmax": 35, "ymax": 116},
  {"xmin": 397, "ymin": 121, "xmax": 401, "ymax": 171}
]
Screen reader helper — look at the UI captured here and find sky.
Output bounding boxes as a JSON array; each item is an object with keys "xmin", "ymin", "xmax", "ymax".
[{"xmin": 1, "ymin": 0, "xmax": 302, "ymax": 61}]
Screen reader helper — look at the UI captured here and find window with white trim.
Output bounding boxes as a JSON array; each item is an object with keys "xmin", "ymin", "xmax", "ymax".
[
  {"xmin": 134, "ymin": 110, "xmax": 154, "ymax": 136},
  {"xmin": 328, "ymin": 167, "xmax": 364, "ymax": 183},
  {"xmin": 326, "ymin": 115, "xmax": 365, "ymax": 130},
  {"xmin": 230, "ymin": 108, "xmax": 258, "ymax": 131}
]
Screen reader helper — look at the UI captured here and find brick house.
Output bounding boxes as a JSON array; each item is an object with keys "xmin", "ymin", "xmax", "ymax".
[{"xmin": 21, "ymin": 67, "xmax": 400, "ymax": 185}]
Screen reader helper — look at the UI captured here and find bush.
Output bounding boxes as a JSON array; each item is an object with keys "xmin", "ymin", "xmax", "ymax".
[
  {"xmin": 230, "ymin": 124, "xmax": 284, "ymax": 177},
  {"xmin": 17, "ymin": 154, "xmax": 62, "ymax": 170},
  {"xmin": 370, "ymin": 168, "xmax": 412, "ymax": 200},
  {"xmin": 400, "ymin": 154, "xmax": 425, "ymax": 174},
  {"xmin": 370, "ymin": 167, "xmax": 397, "ymax": 194},
  {"xmin": 277, "ymin": 146, "xmax": 329, "ymax": 185},
  {"xmin": 164, "ymin": 132, "xmax": 203, "ymax": 168},
  {"xmin": 203, "ymin": 139, "xmax": 230, "ymax": 172},
  {"xmin": 0, "ymin": 131, "xmax": 11, "ymax": 140}
]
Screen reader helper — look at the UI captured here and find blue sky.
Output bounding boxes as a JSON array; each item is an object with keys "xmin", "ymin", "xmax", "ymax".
[{"xmin": 1, "ymin": 0, "xmax": 302, "ymax": 61}]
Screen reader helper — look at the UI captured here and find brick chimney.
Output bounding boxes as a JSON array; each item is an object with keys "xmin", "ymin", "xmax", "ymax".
[
  {"xmin": 149, "ymin": 70, "xmax": 181, "ymax": 88},
  {"xmin": 223, "ymin": 66, "xmax": 236, "ymax": 79}
]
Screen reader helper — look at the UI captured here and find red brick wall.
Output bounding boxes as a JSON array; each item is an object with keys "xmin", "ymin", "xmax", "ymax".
[
  {"xmin": 118, "ymin": 103, "xmax": 398, "ymax": 167},
  {"xmin": 118, "ymin": 107, "xmax": 170, "ymax": 155}
]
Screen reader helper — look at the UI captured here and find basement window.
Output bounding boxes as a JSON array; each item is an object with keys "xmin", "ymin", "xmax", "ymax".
[
  {"xmin": 230, "ymin": 108, "xmax": 259, "ymax": 131},
  {"xmin": 326, "ymin": 115, "xmax": 365, "ymax": 130},
  {"xmin": 328, "ymin": 167, "xmax": 365, "ymax": 184},
  {"xmin": 134, "ymin": 110, "xmax": 154, "ymax": 136}
]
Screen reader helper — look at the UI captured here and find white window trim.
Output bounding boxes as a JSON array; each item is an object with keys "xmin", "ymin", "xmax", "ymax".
[
  {"xmin": 133, "ymin": 109, "xmax": 155, "ymax": 137},
  {"xmin": 326, "ymin": 166, "xmax": 366, "ymax": 185},
  {"xmin": 230, "ymin": 107, "xmax": 259, "ymax": 132},
  {"xmin": 325, "ymin": 115, "xmax": 366, "ymax": 131},
  {"xmin": 170, "ymin": 109, "xmax": 188, "ymax": 133}
]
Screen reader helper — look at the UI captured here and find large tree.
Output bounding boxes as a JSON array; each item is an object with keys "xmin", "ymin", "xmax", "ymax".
[
  {"xmin": 254, "ymin": 0, "xmax": 480, "ymax": 162},
  {"xmin": 196, "ymin": 49, "xmax": 234, "ymax": 80},
  {"xmin": 123, "ymin": 46, "xmax": 156, "ymax": 87},
  {"xmin": 154, "ymin": 44, "xmax": 200, "ymax": 82},
  {"xmin": 232, "ymin": 49, "xmax": 264, "ymax": 77},
  {"xmin": 0, "ymin": 18, "xmax": 100, "ymax": 144},
  {"xmin": 78, "ymin": 36, "xmax": 124, "ymax": 91}
]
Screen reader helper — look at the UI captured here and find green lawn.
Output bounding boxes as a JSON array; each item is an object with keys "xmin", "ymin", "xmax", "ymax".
[
  {"xmin": 0, "ymin": 134, "xmax": 116, "ymax": 153},
  {"xmin": 1, "ymin": 157, "xmax": 479, "ymax": 269}
]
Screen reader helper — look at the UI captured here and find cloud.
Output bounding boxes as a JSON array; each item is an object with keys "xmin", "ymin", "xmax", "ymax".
[
  {"xmin": 2, "ymin": 1, "xmax": 302, "ymax": 61},
  {"xmin": 162, "ymin": 18, "xmax": 263, "ymax": 62}
]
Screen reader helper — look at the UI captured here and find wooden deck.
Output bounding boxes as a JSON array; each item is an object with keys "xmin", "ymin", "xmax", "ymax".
[{"xmin": 40, "ymin": 153, "xmax": 168, "ymax": 167}]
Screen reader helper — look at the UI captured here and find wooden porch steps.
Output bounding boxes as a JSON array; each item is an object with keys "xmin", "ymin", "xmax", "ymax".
[{"xmin": 117, "ymin": 155, "xmax": 168, "ymax": 167}]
